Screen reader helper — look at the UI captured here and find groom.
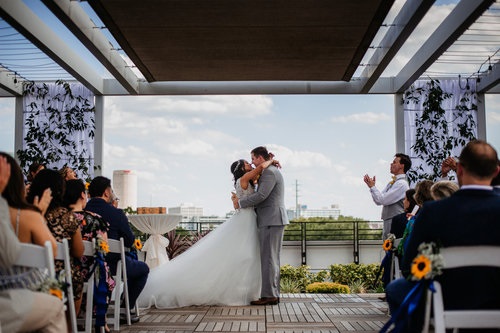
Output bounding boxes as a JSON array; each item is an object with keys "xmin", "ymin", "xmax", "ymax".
[{"xmin": 232, "ymin": 146, "xmax": 289, "ymax": 305}]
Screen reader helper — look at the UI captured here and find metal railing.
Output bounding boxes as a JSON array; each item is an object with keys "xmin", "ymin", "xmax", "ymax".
[{"xmin": 177, "ymin": 220, "xmax": 383, "ymax": 264}]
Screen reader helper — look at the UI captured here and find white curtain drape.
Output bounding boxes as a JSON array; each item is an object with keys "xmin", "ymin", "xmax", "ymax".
[
  {"xmin": 403, "ymin": 79, "xmax": 478, "ymax": 181},
  {"xmin": 22, "ymin": 82, "xmax": 95, "ymax": 178}
]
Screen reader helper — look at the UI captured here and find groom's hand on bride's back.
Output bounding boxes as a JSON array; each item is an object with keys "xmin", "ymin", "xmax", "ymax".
[{"xmin": 231, "ymin": 192, "xmax": 240, "ymax": 209}]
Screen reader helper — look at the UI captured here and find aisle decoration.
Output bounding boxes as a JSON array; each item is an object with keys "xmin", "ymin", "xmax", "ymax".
[
  {"xmin": 380, "ymin": 242, "xmax": 443, "ymax": 333},
  {"xmin": 379, "ymin": 233, "xmax": 396, "ymax": 287}
]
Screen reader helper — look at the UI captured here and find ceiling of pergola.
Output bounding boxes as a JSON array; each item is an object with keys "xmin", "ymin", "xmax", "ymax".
[{"xmin": 0, "ymin": 0, "xmax": 499, "ymax": 96}]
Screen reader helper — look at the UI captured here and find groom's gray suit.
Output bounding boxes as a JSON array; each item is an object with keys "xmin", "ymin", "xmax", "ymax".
[{"xmin": 239, "ymin": 164, "xmax": 289, "ymax": 298}]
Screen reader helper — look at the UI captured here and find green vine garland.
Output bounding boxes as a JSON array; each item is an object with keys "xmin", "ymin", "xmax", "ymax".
[
  {"xmin": 17, "ymin": 80, "xmax": 97, "ymax": 181},
  {"xmin": 403, "ymin": 79, "xmax": 477, "ymax": 183}
]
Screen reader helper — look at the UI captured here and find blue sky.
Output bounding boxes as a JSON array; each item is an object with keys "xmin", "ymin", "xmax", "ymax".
[{"xmin": 1, "ymin": 1, "xmax": 499, "ymax": 220}]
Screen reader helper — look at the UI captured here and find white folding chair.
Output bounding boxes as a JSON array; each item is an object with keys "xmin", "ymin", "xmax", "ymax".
[
  {"xmin": 423, "ymin": 246, "xmax": 500, "ymax": 333},
  {"xmin": 389, "ymin": 238, "xmax": 402, "ymax": 281},
  {"xmin": 107, "ymin": 238, "xmax": 131, "ymax": 330},
  {"xmin": 77, "ymin": 240, "xmax": 101, "ymax": 333},
  {"xmin": 55, "ymin": 239, "xmax": 78, "ymax": 333},
  {"xmin": 14, "ymin": 240, "xmax": 55, "ymax": 278}
]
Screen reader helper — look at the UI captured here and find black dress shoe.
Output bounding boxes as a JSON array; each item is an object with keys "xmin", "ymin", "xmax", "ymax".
[{"xmin": 250, "ymin": 297, "xmax": 279, "ymax": 305}]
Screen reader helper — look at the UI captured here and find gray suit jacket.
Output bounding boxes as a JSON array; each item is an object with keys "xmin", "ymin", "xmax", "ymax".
[{"xmin": 239, "ymin": 165, "xmax": 289, "ymax": 227}]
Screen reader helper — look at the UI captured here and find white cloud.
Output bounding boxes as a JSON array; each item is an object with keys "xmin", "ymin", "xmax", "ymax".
[
  {"xmin": 331, "ymin": 112, "xmax": 390, "ymax": 124},
  {"xmin": 488, "ymin": 111, "xmax": 500, "ymax": 124},
  {"xmin": 265, "ymin": 144, "xmax": 332, "ymax": 168},
  {"xmin": 165, "ymin": 140, "xmax": 215, "ymax": 156},
  {"xmin": 106, "ymin": 95, "xmax": 273, "ymax": 118}
]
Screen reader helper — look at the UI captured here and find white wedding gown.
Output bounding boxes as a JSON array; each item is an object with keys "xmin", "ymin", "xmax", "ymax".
[{"xmin": 137, "ymin": 179, "xmax": 261, "ymax": 308}]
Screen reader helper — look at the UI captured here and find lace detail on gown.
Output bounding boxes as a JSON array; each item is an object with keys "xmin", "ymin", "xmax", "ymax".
[
  {"xmin": 235, "ymin": 179, "xmax": 255, "ymax": 206},
  {"xmin": 137, "ymin": 178, "xmax": 261, "ymax": 308}
]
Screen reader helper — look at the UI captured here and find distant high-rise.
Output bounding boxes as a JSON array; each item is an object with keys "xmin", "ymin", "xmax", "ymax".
[
  {"xmin": 112, "ymin": 170, "xmax": 137, "ymax": 209},
  {"xmin": 287, "ymin": 204, "xmax": 341, "ymax": 220}
]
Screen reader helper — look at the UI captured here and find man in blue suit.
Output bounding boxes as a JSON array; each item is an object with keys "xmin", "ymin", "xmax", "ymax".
[
  {"xmin": 86, "ymin": 176, "xmax": 149, "ymax": 323},
  {"xmin": 385, "ymin": 140, "xmax": 500, "ymax": 332}
]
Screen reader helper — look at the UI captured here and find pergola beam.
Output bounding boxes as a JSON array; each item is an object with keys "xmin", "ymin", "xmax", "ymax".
[
  {"xmin": 394, "ymin": 0, "xmax": 495, "ymax": 93},
  {"xmin": 0, "ymin": 0, "xmax": 104, "ymax": 94},
  {"xmin": 42, "ymin": 0, "xmax": 140, "ymax": 95},
  {"xmin": 99, "ymin": 77, "xmax": 451, "ymax": 95},
  {"xmin": 360, "ymin": 0, "xmax": 435, "ymax": 93},
  {"xmin": 0, "ymin": 67, "xmax": 23, "ymax": 96},
  {"xmin": 477, "ymin": 61, "xmax": 500, "ymax": 94}
]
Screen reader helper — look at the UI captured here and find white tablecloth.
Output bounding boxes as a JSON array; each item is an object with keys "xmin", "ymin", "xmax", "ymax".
[{"xmin": 128, "ymin": 214, "xmax": 182, "ymax": 268}]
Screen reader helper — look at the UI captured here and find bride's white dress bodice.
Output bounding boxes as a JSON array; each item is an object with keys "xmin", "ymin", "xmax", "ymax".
[
  {"xmin": 235, "ymin": 180, "xmax": 255, "ymax": 208},
  {"xmin": 137, "ymin": 178, "xmax": 261, "ymax": 308}
]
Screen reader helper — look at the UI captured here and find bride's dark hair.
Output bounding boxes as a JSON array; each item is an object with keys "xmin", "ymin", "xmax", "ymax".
[{"xmin": 230, "ymin": 159, "xmax": 246, "ymax": 185}]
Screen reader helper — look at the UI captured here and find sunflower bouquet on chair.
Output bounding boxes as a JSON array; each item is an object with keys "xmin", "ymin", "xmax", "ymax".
[
  {"xmin": 380, "ymin": 242, "xmax": 443, "ymax": 333},
  {"xmin": 410, "ymin": 242, "xmax": 443, "ymax": 281}
]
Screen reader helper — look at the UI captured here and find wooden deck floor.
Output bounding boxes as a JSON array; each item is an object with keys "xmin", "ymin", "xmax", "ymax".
[{"xmin": 118, "ymin": 294, "xmax": 389, "ymax": 333}]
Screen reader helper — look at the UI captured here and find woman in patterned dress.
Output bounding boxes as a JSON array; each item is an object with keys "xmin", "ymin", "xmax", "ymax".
[{"xmin": 27, "ymin": 169, "xmax": 85, "ymax": 328}]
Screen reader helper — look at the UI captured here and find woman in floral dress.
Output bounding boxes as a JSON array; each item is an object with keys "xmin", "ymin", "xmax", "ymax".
[
  {"xmin": 63, "ymin": 179, "xmax": 115, "ymax": 332},
  {"xmin": 27, "ymin": 169, "xmax": 85, "ymax": 326}
]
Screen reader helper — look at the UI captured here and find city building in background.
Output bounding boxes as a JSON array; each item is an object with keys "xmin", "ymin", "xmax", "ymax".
[
  {"xmin": 287, "ymin": 204, "xmax": 341, "ymax": 220},
  {"xmin": 112, "ymin": 170, "xmax": 137, "ymax": 209}
]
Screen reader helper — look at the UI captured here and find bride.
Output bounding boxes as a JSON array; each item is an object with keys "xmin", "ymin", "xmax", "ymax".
[{"xmin": 137, "ymin": 158, "xmax": 276, "ymax": 308}]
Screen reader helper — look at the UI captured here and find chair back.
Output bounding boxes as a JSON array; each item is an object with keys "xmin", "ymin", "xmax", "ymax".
[
  {"xmin": 389, "ymin": 238, "xmax": 402, "ymax": 281},
  {"xmin": 107, "ymin": 237, "xmax": 131, "ymax": 330},
  {"xmin": 55, "ymin": 239, "xmax": 78, "ymax": 333},
  {"xmin": 79, "ymin": 240, "xmax": 95, "ymax": 333},
  {"xmin": 14, "ymin": 240, "xmax": 55, "ymax": 278},
  {"xmin": 424, "ymin": 245, "xmax": 500, "ymax": 333}
]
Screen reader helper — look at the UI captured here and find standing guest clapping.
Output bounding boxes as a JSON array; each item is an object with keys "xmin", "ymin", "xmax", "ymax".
[{"xmin": 364, "ymin": 153, "xmax": 412, "ymax": 239}]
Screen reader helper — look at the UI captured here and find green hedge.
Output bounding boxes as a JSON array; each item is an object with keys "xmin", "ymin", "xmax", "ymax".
[
  {"xmin": 306, "ymin": 282, "xmax": 350, "ymax": 294},
  {"xmin": 329, "ymin": 263, "xmax": 382, "ymax": 289}
]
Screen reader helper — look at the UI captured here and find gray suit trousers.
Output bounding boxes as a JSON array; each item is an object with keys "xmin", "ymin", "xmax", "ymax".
[{"xmin": 259, "ymin": 225, "xmax": 285, "ymax": 298}]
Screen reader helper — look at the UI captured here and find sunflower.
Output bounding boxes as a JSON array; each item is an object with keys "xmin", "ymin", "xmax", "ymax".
[
  {"xmin": 49, "ymin": 288, "xmax": 63, "ymax": 300},
  {"xmin": 99, "ymin": 240, "xmax": 109, "ymax": 254},
  {"xmin": 411, "ymin": 254, "xmax": 432, "ymax": 280},
  {"xmin": 134, "ymin": 239, "xmax": 143, "ymax": 250},
  {"xmin": 382, "ymin": 239, "xmax": 393, "ymax": 251}
]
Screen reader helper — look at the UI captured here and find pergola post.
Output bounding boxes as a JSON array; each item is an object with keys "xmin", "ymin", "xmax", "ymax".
[
  {"xmin": 394, "ymin": 93, "xmax": 405, "ymax": 154},
  {"xmin": 14, "ymin": 96, "xmax": 23, "ymax": 162},
  {"xmin": 94, "ymin": 95, "xmax": 104, "ymax": 177},
  {"xmin": 476, "ymin": 92, "xmax": 487, "ymax": 140}
]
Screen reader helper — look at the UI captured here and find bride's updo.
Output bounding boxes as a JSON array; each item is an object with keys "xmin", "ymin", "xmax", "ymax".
[{"xmin": 231, "ymin": 159, "xmax": 246, "ymax": 184}]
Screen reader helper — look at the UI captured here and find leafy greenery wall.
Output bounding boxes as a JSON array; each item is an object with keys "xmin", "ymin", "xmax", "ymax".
[
  {"xmin": 403, "ymin": 79, "xmax": 477, "ymax": 183},
  {"xmin": 17, "ymin": 80, "xmax": 96, "ymax": 181}
]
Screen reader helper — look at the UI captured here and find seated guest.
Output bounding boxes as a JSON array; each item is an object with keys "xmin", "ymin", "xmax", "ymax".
[
  {"xmin": 85, "ymin": 176, "xmax": 149, "ymax": 324},
  {"xmin": 0, "ymin": 152, "xmax": 56, "ymax": 253},
  {"xmin": 389, "ymin": 188, "xmax": 417, "ymax": 238},
  {"xmin": 492, "ymin": 160, "xmax": 500, "ymax": 193},
  {"xmin": 385, "ymin": 140, "xmax": 500, "ymax": 332},
  {"xmin": 63, "ymin": 179, "xmax": 115, "ymax": 332},
  {"xmin": 0, "ymin": 155, "xmax": 68, "ymax": 333},
  {"xmin": 27, "ymin": 169, "xmax": 85, "ymax": 323},
  {"xmin": 430, "ymin": 180, "xmax": 459, "ymax": 200},
  {"xmin": 396, "ymin": 180, "xmax": 434, "ymax": 271},
  {"xmin": 59, "ymin": 165, "xmax": 78, "ymax": 181}
]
